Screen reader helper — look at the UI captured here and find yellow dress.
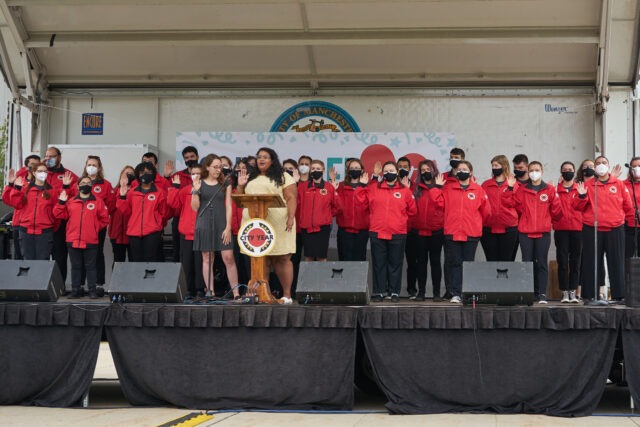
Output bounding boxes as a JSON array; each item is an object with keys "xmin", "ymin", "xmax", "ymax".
[{"xmin": 242, "ymin": 173, "xmax": 297, "ymax": 255}]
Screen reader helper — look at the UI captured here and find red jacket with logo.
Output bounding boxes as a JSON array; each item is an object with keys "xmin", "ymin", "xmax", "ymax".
[
  {"xmin": 116, "ymin": 184, "xmax": 169, "ymax": 237},
  {"xmin": 572, "ymin": 176, "xmax": 634, "ymax": 231},
  {"xmin": 336, "ymin": 182, "xmax": 370, "ymax": 233},
  {"xmin": 89, "ymin": 179, "xmax": 117, "ymax": 214},
  {"xmin": 481, "ymin": 178, "xmax": 519, "ymax": 233},
  {"xmin": 431, "ymin": 180, "xmax": 491, "ymax": 241},
  {"xmin": 167, "ymin": 184, "xmax": 196, "ymax": 240},
  {"xmin": 553, "ymin": 182, "xmax": 583, "ymax": 231},
  {"xmin": 297, "ymin": 180, "xmax": 341, "ymax": 233},
  {"xmin": 108, "ymin": 186, "xmax": 130, "ymax": 245},
  {"xmin": 624, "ymin": 180, "xmax": 640, "ymax": 227},
  {"xmin": 409, "ymin": 182, "xmax": 444, "ymax": 235},
  {"xmin": 502, "ymin": 182, "xmax": 562, "ymax": 238},
  {"xmin": 46, "ymin": 165, "xmax": 78, "ymax": 198},
  {"xmin": 165, "ymin": 169, "xmax": 192, "ymax": 217},
  {"xmin": 53, "ymin": 195, "xmax": 109, "ymax": 248},
  {"xmin": 355, "ymin": 181, "xmax": 416, "ymax": 239},
  {"xmin": 5, "ymin": 183, "xmax": 60, "ymax": 234}
]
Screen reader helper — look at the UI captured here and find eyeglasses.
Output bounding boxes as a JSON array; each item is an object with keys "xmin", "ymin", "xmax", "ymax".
[{"xmin": 256, "ymin": 155, "xmax": 271, "ymax": 160}]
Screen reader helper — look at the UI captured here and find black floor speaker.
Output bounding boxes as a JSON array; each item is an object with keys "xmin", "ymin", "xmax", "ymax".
[
  {"xmin": 296, "ymin": 261, "xmax": 370, "ymax": 305},
  {"xmin": 462, "ymin": 261, "xmax": 534, "ymax": 306},
  {"xmin": 0, "ymin": 260, "xmax": 64, "ymax": 302},
  {"xmin": 109, "ymin": 262, "xmax": 187, "ymax": 303},
  {"xmin": 626, "ymin": 257, "xmax": 640, "ymax": 307}
]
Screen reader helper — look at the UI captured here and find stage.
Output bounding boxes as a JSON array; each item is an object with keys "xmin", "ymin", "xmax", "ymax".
[{"xmin": 0, "ymin": 300, "xmax": 638, "ymax": 417}]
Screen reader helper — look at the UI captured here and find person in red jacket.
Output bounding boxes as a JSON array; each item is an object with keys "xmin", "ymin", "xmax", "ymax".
[
  {"xmin": 481, "ymin": 154, "xmax": 519, "ymax": 261},
  {"xmin": 356, "ymin": 161, "xmax": 417, "ymax": 302},
  {"xmin": 336, "ymin": 158, "xmax": 370, "ymax": 261},
  {"xmin": 553, "ymin": 161, "xmax": 583, "ymax": 303},
  {"xmin": 297, "ymin": 160, "xmax": 340, "ymax": 261},
  {"xmin": 117, "ymin": 162, "xmax": 169, "ymax": 262},
  {"xmin": 168, "ymin": 163, "xmax": 204, "ymax": 299},
  {"xmin": 503, "ymin": 161, "xmax": 562, "ymax": 304},
  {"xmin": 230, "ymin": 158, "xmax": 253, "ymax": 287},
  {"xmin": 625, "ymin": 156, "xmax": 640, "ymax": 259},
  {"xmin": 54, "ymin": 177, "xmax": 109, "ymax": 298},
  {"xmin": 574, "ymin": 155, "xmax": 634, "ymax": 303},
  {"xmin": 431, "ymin": 161, "xmax": 491, "ymax": 303},
  {"xmin": 407, "ymin": 159, "xmax": 445, "ymax": 301},
  {"xmin": 4, "ymin": 162, "xmax": 60, "ymax": 260},
  {"xmin": 109, "ymin": 165, "xmax": 135, "ymax": 264}
]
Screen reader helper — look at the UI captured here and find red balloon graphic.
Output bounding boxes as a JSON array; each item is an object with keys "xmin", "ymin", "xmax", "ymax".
[{"xmin": 360, "ymin": 144, "xmax": 396, "ymax": 175}]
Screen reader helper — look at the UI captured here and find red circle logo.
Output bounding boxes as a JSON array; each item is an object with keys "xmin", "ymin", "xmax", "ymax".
[
  {"xmin": 94, "ymin": 186, "xmax": 102, "ymax": 193},
  {"xmin": 540, "ymin": 194, "xmax": 549, "ymax": 202},
  {"xmin": 147, "ymin": 194, "xmax": 156, "ymax": 201},
  {"xmin": 238, "ymin": 219, "xmax": 276, "ymax": 257},
  {"xmin": 467, "ymin": 193, "xmax": 476, "ymax": 200},
  {"xmin": 87, "ymin": 203, "xmax": 95, "ymax": 210}
]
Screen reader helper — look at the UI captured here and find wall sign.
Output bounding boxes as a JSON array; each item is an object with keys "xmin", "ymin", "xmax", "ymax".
[{"xmin": 82, "ymin": 113, "xmax": 104, "ymax": 135}]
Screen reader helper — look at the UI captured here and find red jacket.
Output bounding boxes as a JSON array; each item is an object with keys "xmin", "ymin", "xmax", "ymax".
[
  {"xmin": 167, "ymin": 184, "xmax": 197, "ymax": 240},
  {"xmin": 5, "ymin": 183, "xmax": 60, "ymax": 234},
  {"xmin": 432, "ymin": 180, "xmax": 491, "ymax": 241},
  {"xmin": 481, "ymin": 178, "xmax": 519, "ymax": 233},
  {"xmin": 297, "ymin": 180, "xmax": 340, "ymax": 232},
  {"xmin": 46, "ymin": 165, "xmax": 78, "ymax": 198},
  {"xmin": 355, "ymin": 181, "xmax": 417, "ymax": 239},
  {"xmin": 131, "ymin": 174, "xmax": 169, "ymax": 194},
  {"xmin": 230, "ymin": 188, "xmax": 244, "ymax": 235},
  {"xmin": 165, "ymin": 169, "xmax": 192, "ymax": 217},
  {"xmin": 108, "ymin": 187, "xmax": 130, "ymax": 245},
  {"xmin": 624, "ymin": 180, "xmax": 640, "ymax": 227},
  {"xmin": 90, "ymin": 179, "xmax": 117, "ymax": 214},
  {"xmin": 572, "ymin": 176, "xmax": 634, "ymax": 231},
  {"xmin": 502, "ymin": 182, "xmax": 562, "ymax": 238},
  {"xmin": 553, "ymin": 182, "xmax": 583, "ymax": 232},
  {"xmin": 53, "ymin": 195, "xmax": 109, "ymax": 248},
  {"xmin": 336, "ymin": 182, "xmax": 370, "ymax": 233},
  {"xmin": 116, "ymin": 184, "xmax": 169, "ymax": 237},
  {"xmin": 409, "ymin": 183, "xmax": 444, "ymax": 235}
]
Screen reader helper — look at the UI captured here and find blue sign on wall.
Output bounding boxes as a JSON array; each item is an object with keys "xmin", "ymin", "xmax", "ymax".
[{"xmin": 82, "ymin": 113, "xmax": 104, "ymax": 135}]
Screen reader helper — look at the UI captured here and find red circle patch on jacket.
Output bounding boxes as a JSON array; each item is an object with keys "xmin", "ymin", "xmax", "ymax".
[
  {"xmin": 87, "ymin": 203, "xmax": 95, "ymax": 210},
  {"xmin": 467, "ymin": 193, "xmax": 476, "ymax": 200},
  {"xmin": 540, "ymin": 194, "xmax": 549, "ymax": 202},
  {"xmin": 393, "ymin": 192, "xmax": 402, "ymax": 199},
  {"xmin": 610, "ymin": 186, "xmax": 617, "ymax": 194},
  {"xmin": 319, "ymin": 188, "xmax": 327, "ymax": 196},
  {"xmin": 94, "ymin": 186, "xmax": 102, "ymax": 193},
  {"xmin": 148, "ymin": 194, "xmax": 156, "ymax": 201}
]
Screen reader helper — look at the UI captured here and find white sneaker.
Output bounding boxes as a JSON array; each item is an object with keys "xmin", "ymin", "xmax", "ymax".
[
  {"xmin": 280, "ymin": 297, "xmax": 293, "ymax": 305},
  {"xmin": 561, "ymin": 291, "xmax": 570, "ymax": 304},
  {"xmin": 538, "ymin": 294, "xmax": 548, "ymax": 305},
  {"xmin": 569, "ymin": 290, "xmax": 579, "ymax": 303},
  {"xmin": 450, "ymin": 295, "xmax": 462, "ymax": 304}
]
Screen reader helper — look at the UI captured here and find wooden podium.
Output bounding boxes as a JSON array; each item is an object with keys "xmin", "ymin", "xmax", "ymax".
[{"xmin": 231, "ymin": 193, "xmax": 286, "ymax": 304}]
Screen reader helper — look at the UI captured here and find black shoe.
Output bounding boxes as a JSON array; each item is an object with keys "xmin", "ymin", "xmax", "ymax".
[
  {"xmin": 391, "ymin": 293, "xmax": 400, "ymax": 303},
  {"xmin": 433, "ymin": 295, "xmax": 443, "ymax": 302},
  {"xmin": 88, "ymin": 290, "xmax": 98, "ymax": 299},
  {"xmin": 415, "ymin": 294, "xmax": 425, "ymax": 302},
  {"xmin": 68, "ymin": 289, "xmax": 81, "ymax": 299},
  {"xmin": 196, "ymin": 290, "xmax": 205, "ymax": 299},
  {"xmin": 371, "ymin": 294, "xmax": 384, "ymax": 303},
  {"xmin": 443, "ymin": 291, "xmax": 452, "ymax": 300}
]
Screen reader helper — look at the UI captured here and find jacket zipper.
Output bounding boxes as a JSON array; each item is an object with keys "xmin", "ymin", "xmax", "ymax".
[
  {"xmin": 140, "ymin": 193, "xmax": 145, "ymax": 237},
  {"xmin": 78, "ymin": 200, "xmax": 85, "ymax": 246},
  {"xmin": 32, "ymin": 188, "xmax": 39, "ymax": 234}
]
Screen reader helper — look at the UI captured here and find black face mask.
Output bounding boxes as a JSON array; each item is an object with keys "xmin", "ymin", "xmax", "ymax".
[
  {"xmin": 513, "ymin": 169, "xmax": 526, "ymax": 178},
  {"xmin": 398, "ymin": 168, "xmax": 410, "ymax": 178},
  {"xmin": 126, "ymin": 173, "xmax": 135, "ymax": 185},
  {"xmin": 139, "ymin": 173, "xmax": 154, "ymax": 184},
  {"xmin": 384, "ymin": 172, "xmax": 398, "ymax": 183},
  {"xmin": 285, "ymin": 169, "xmax": 294, "ymax": 177},
  {"xmin": 79, "ymin": 184, "xmax": 92, "ymax": 195},
  {"xmin": 310, "ymin": 171, "xmax": 323, "ymax": 181},
  {"xmin": 562, "ymin": 171, "xmax": 575, "ymax": 181},
  {"xmin": 421, "ymin": 172, "xmax": 433, "ymax": 182},
  {"xmin": 185, "ymin": 159, "xmax": 198, "ymax": 169},
  {"xmin": 220, "ymin": 167, "xmax": 231, "ymax": 177},
  {"xmin": 492, "ymin": 168, "xmax": 503, "ymax": 177},
  {"xmin": 456, "ymin": 171, "xmax": 470, "ymax": 182},
  {"xmin": 583, "ymin": 168, "xmax": 596, "ymax": 178},
  {"xmin": 348, "ymin": 170, "xmax": 362, "ymax": 180},
  {"xmin": 450, "ymin": 159, "xmax": 461, "ymax": 169}
]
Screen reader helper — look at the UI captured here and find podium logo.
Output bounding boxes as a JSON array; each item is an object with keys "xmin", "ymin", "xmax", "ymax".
[{"xmin": 238, "ymin": 219, "xmax": 276, "ymax": 257}]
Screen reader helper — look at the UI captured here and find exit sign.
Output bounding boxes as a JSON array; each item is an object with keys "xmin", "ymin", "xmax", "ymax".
[{"xmin": 82, "ymin": 113, "xmax": 104, "ymax": 135}]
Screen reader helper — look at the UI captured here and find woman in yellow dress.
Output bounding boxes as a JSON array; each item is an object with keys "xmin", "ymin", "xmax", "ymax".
[{"xmin": 236, "ymin": 147, "xmax": 297, "ymax": 304}]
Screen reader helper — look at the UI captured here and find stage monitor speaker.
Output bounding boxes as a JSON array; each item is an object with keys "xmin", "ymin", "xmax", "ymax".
[
  {"xmin": 625, "ymin": 257, "xmax": 640, "ymax": 307},
  {"xmin": 0, "ymin": 260, "xmax": 64, "ymax": 302},
  {"xmin": 109, "ymin": 262, "xmax": 187, "ymax": 303},
  {"xmin": 296, "ymin": 261, "xmax": 369, "ymax": 305},
  {"xmin": 462, "ymin": 261, "xmax": 534, "ymax": 306}
]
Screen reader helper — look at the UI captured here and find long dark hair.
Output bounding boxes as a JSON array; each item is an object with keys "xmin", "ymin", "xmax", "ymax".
[
  {"xmin": 256, "ymin": 147, "xmax": 285, "ymax": 187},
  {"xmin": 576, "ymin": 159, "xmax": 593, "ymax": 183},
  {"xmin": 232, "ymin": 157, "xmax": 258, "ymax": 189},
  {"xmin": 415, "ymin": 159, "xmax": 439, "ymax": 199}
]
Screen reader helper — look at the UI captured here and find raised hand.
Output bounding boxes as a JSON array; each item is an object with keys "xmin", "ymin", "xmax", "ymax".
[
  {"xmin": 7, "ymin": 168, "xmax": 15, "ymax": 184},
  {"xmin": 360, "ymin": 171, "xmax": 370, "ymax": 185},
  {"xmin": 164, "ymin": 160, "xmax": 175, "ymax": 178},
  {"xmin": 172, "ymin": 174, "xmax": 181, "ymax": 186},
  {"xmin": 14, "ymin": 176, "xmax": 25, "ymax": 187},
  {"xmin": 400, "ymin": 176, "xmax": 410, "ymax": 188},
  {"xmin": 62, "ymin": 171, "xmax": 72, "ymax": 186},
  {"xmin": 292, "ymin": 169, "xmax": 300, "ymax": 183},
  {"xmin": 435, "ymin": 173, "xmax": 446, "ymax": 186},
  {"xmin": 576, "ymin": 181, "xmax": 587, "ymax": 195},
  {"xmin": 192, "ymin": 174, "xmax": 202, "ymax": 192},
  {"xmin": 507, "ymin": 174, "xmax": 517, "ymax": 187},
  {"xmin": 329, "ymin": 166, "xmax": 338, "ymax": 182},
  {"xmin": 237, "ymin": 169, "xmax": 248, "ymax": 187},
  {"xmin": 612, "ymin": 164, "xmax": 622, "ymax": 178},
  {"xmin": 119, "ymin": 175, "xmax": 129, "ymax": 196},
  {"xmin": 59, "ymin": 190, "xmax": 68, "ymax": 202},
  {"xmin": 373, "ymin": 161, "xmax": 382, "ymax": 176}
]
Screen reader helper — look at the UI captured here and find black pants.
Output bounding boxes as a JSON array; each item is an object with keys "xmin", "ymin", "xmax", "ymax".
[
  {"xmin": 481, "ymin": 228, "xmax": 519, "ymax": 261},
  {"xmin": 12, "ymin": 228, "xmax": 22, "ymax": 260},
  {"xmin": 180, "ymin": 235, "xmax": 204, "ymax": 295},
  {"xmin": 19, "ymin": 229, "xmax": 53, "ymax": 260},
  {"xmin": 405, "ymin": 232, "xmax": 419, "ymax": 295},
  {"xmin": 554, "ymin": 230, "xmax": 582, "ymax": 291},
  {"xmin": 337, "ymin": 228, "xmax": 368, "ymax": 261},
  {"xmin": 171, "ymin": 217, "xmax": 181, "ymax": 262},
  {"xmin": 291, "ymin": 233, "xmax": 304, "ymax": 290},
  {"xmin": 68, "ymin": 245, "xmax": 97, "ymax": 290},
  {"xmin": 581, "ymin": 225, "xmax": 625, "ymax": 300},
  {"xmin": 370, "ymin": 233, "xmax": 406, "ymax": 296},
  {"xmin": 232, "ymin": 235, "xmax": 251, "ymax": 286},
  {"xmin": 111, "ymin": 240, "xmax": 131, "ymax": 265},
  {"xmin": 625, "ymin": 226, "xmax": 640, "ymax": 259},
  {"xmin": 417, "ymin": 232, "xmax": 444, "ymax": 297},
  {"xmin": 444, "ymin": 238, "xmax": 478, "ymax": 297},
  {"xmin": 52, "ymin": 221, "xmax": 68, "ymax": 280},
  {"xmin": 129, "ymin": 232, "xmax": 163, "ymax": 262},
  {"xmin": 81, "ymin": 228, "xmax": 107, "ymax": 286},
  {"xmin": 519, "ymin": 233, "xmax": 551, "ymax": 296}
]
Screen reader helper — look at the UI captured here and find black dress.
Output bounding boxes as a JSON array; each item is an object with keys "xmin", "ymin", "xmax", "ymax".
[{"xmin": 193, "ymin": 181, "xmax": 232, "ymax": 252}]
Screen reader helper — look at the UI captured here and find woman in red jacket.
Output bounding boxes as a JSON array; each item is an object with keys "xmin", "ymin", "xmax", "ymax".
[
  {"xmin": 431, "ymin": 161, "xmax": 491, "ymax": 303},
  {"xmin": 624, "ymin": 156, "xmax": 640, "ymax": 259},
  {"xmin": 553, "ymin": 161, "xmax": 583, "ymax": 303},
  {"xmin": 231, "ymin": 158, "xmax": 252, "ymax": 287},
  {"xmin": 109, "ymin": 165, "xmax": 134, "ymax": 264},
  {"xmin": 54, "ymin": 177, "xmax": 109, "ymax": 298},
  {"xmin": 117, "ymin": 162, "xmax": 168, "ymax": 262},
  {"xmin": 356, "ymin": 161, "xmax": 416, "ymax": 302},
  {"xmin": 574, "ymin": 155, "xmax": 634, "ymax": 303},
  {"xmin": 4, "ymin": 162, "xmax": 60, "ymax": 260},
  {"xmin": 298, "ymin": 159, "xmax": 340, "ymax": 261},
  {"xmin": 481, "ymin": 154, "xmax": 519, "ymax": 261},
  {"xmin": 503, "ymin": 161, "xmax": 562, "ymax": 304},
  {"xmin": 336, "ymin": 158, "xmax": 369, "ymax": 261}
]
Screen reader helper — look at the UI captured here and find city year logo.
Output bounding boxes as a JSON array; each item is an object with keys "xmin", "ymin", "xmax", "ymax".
[{"xmin": 238, "ymin": 219, "xmax": 276, "ymax": 257}]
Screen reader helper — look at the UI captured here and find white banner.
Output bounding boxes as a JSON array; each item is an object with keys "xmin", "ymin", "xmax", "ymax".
[{"xmin": 175, "ymin": 132, "xmax": 457, "ymax": 181}]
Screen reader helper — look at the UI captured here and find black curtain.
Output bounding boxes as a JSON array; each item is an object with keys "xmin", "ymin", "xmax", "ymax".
[
  {"xmin": 359, "ymin": 306, "xmax": 622, "ymax": 416},
  {"xmin": 622, "ymin": 308, "xmax": 640, "ymax": 406},
  {"xmin": 105, "ymin": 305, "xmax": 358, "ymax": 410},
  {"xmin": 0, "ymin": 303, "xmax": 106, "ymax": 406}
]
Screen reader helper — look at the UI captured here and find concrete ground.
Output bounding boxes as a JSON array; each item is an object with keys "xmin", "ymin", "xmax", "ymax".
[{"xmin": 0, "ymin": 342, "xmax": 639, "ymax": 427}]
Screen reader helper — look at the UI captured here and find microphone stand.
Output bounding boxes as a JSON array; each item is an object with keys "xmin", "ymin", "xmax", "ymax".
[
  {"xmin": 630, "ymin": 173, "xmax": 640, "ymax": 258},
  {"xmin": 588, "ymin": 177, "xmax": 609, "ymax": 306}
]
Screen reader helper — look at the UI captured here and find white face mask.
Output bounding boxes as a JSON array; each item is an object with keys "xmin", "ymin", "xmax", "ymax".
[
  {"xmin": 191, "ymin": 174, "xmax": 199, "ymax": 182},
  {"xmin": 633, "ymin": 166, "xmax": 640, "ymax": 178},
  {"xmin": 35, "ymin": 171, "xmax": 48, "ymax": 182},
  {"xmin": 529, "ymin": 171, "xmax": 542, "ymax": 182},
  {"xmin": 595, "ymin": 164, "xmax": 609, "ymax": 177},
  {"xmin": 86, "ymin": 165, "xmax": 98, "ymax": 176},
  {"xmin": 298, "ymin": 165, "xmax": 310, "ymax": 175}
]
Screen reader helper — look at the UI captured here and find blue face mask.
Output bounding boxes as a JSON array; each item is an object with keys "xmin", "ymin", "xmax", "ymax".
[{"xmin": 45, "ymin": 158, "xmax": 57, "ymax": 169}]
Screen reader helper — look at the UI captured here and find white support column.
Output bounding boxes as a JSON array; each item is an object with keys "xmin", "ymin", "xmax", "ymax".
[{"xmin": 602, "ymin": 87, "xmax": 634, "ymax": 166}]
